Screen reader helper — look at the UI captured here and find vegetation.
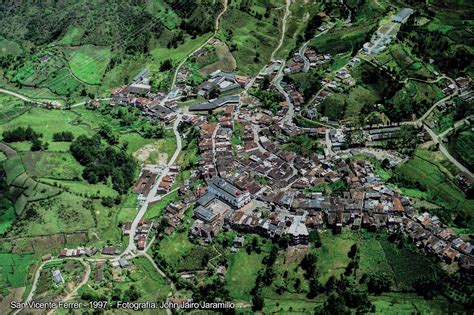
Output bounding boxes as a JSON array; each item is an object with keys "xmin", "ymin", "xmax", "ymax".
[{"xmin": 70, "ymin": 135, "xmax": 137, "ymax": 194}]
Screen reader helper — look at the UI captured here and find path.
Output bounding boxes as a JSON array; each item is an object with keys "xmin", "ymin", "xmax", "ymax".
[
  {"xmin": 270, "ymin": 0, "xmax": 291, "ymax": 61},
  {"xmin": 170, "ymin": 0, "xmax": 228, "ymax": 89},
  {"xmin": 299, "ymin": 41, "xmax": 311, "ymax": 72}
]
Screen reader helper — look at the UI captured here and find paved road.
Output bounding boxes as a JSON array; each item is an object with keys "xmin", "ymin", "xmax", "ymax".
[
  {"xmin": 416, "ymin": 76, "xmax": 458, "ymax": 124},
  {"xmin": 274, "ymin": 75, "xmax": 294, "ymax": 125}
]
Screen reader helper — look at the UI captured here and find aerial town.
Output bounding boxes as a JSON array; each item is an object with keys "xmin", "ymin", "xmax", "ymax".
[{"xmin": 0, "ymin": 1, "xmax": 473, "ymax": 314}]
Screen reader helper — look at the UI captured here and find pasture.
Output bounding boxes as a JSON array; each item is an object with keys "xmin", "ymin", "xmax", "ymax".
[
  {"xmin": 217, "ymin": 0, "xmax": 284, "ymax": 75},
  {"xmin": 67, "ymin": 45, "xmax": 111, "ymax": 85},
  {"xmin": 395, "ymin": 149, "xmax": 474, "ymax": 216},
  {"xmin": 0, "ymin": 254, "xmax": 34, "ymax": 296},
  {"xmin": 226, "ymin": 249, "xmax": 266, "ymax": 302}
]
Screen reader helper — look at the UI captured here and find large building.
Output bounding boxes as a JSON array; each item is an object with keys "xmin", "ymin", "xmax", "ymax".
[
  {"xmin": 208, "ymin": 178, "xmax": 251, "ymax": 208},
  {"xmin": 392, "ymin": 8, "xmax": 414, "ymax": 23}
]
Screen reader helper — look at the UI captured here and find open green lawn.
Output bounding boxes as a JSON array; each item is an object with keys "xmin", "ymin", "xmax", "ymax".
[
  {"xmin": 371, "ymin": 293, "xmax": 464, "ymax": 315},
  {"xmin": 40, "ymin": 178, "xmax": 117, "ymax": 198},
  {"xmin": 314, "ymin": 230, "xmax": 353, "ymax": 284},
  {"xmin": 132, "ymin": 257, "xmax": 171, "ymax": 301},
  {"xmin": 13, "ymin": 192, "xmax": 95, "ymax": 236},
  {"xmin": 67, "ymin": 45, "xmax": 111, "ymax": 85},
  {"xmin": 58, "ymin": 26, "xmax": 84, "ymax": 46},
  {"xmin": 449, "ymin": 126, "xmax": 474, "ymax": 172},
  {"xmin": 226, "ymin": 249, "xmax": 266, "ymax": 302},
  {"xmin": 146, "ymin": 0, "xmax": 181, "ymax": 30},
  {"xmin": 117, "ymin": 194, "xmax": 139, "ymax": 224},
  {"xmin": 0, "ymin": 201, "xmax": 15, "ymax": 235}
]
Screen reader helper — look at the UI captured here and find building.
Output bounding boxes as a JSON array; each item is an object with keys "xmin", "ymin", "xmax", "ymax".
[
  {"xmin": 392, "ymin": 8, "xmax": 414, "ymax": 23},
  {"xmin": 189, "ymin": 95, "xmax": 240, "ymax": 112},
  {"xmin": 208, "ymin": 178, "xmax": 251, "ymax": 208},
  {"xmin": 52, "ymin": 269, "xmax": 64, "ymax": 284},
  {"xmin": 127, "ymin": 83, "xmax": 151, "ymax": 95}
]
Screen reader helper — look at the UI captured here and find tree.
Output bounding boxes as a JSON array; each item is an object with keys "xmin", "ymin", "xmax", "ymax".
[
  {"xmin": 31, "ymin": 138, "xmax": 47, "ymax": 151},
  {"xmin": 160, "ymin": 59, "xmax": 173, "ymax": 71},
  {"xmin": 366, "ymin": 272, "xmax": 392, "ymax": 295},
  {"xmin": 348, "ymin": 244, "xmax": 358, "ymax": 259},
  {"xmin": 309, "ymin": 230, "xmax": 322, "ymax": 248},
  {"xmin": 251, "ymin": 289, "xmax": 264, "ymax": 311},
  {"xmin": 123, "ymin": 285, "xmax": 140, "ymax": 301}
]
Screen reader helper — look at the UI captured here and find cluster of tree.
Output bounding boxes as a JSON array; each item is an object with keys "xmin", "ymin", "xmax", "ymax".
[
  {"xmin": 398, "ymin": 14, "xmax": 473, "ymax": 76},
  {"xmin": 192, "ymin": 277, "xmax": 231, "ymax": 307},
  {"xmin": 2, "ymin": 126, "xmax": 41, "ymax": 142},
  {"xmin": 141, "ymin": 124, "xmax": 165, "ymax": 139},
  {"xmin": 365, "ymin": 272, "xmax": 393, "ymax": 295},
  {"xmin": 388, "ymin": 172, "xmax": 426, "ymax": 191},
  {"xmin": 303, "ymin": 14, "xmax": 323, "ymax": 41},
  {"xmin": 284, "ymin": 134, "xmax": 320, "ymax": 157},
  {"xmin": 308, "ymin": 230, "xmax": 322, "ymax": 248},
  {"xmin": 165, "ymin": 0, "xmax": 222, "ymax": 36},
  {"xmin": 360, "ymin": 63, "xmax": 402, "ymax": 101},
  {"xmin": 1, "ymin": 1, "xmax": 159, "ymax": 55},
  {"xmin": 386, "ymin": 125, "xmax": 423, "ymax": 155},
  {"xmin": 53, "ymin": 131, "xmax": 74, "ymax": 142},
  {"xmin": 251, "ymin": 244, "xmax": 280, "ymax": 311},
  {"xmin": 285, "ymin": 69, "xmax": 323, "ymax": 100},
  {"xmin": 344, "ymin": 130, "xmax": 367, "ymax": 147},
  {"xmin": 159, "ymin": 59, "xmax": 173, "ymax": 72},
  {"xmin": 315, "ymin": 275, "xmax": 374, "ymax": 314},
  {"xmin": 249, "ymin": 89, "xmax": 282, "ymax": 114},
  {"xmin": 300, "ymin": 252, "xmax": 321, "ymax": 298},
  {"xmin": 320, "ymin": 97, "xmax": 347, "ymax": 121},
  {"xmin": 70, "ymin": 134, "xmax": 137, "ymax": 194},
  {"xmin": 2, "ymin": 126, "xmax": 48, "ymax": 151}
]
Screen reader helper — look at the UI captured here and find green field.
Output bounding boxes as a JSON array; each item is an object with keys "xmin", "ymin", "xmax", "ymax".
[
  {"xmin": 0, "ymin": 254, "xmax": 34, "ymax": 296},
  {"xmin": 144, "ymin": 191, "xmax": 179, "ymax": 220},
  {"xmin": 395, "ymin": 149, "xmax": 474, "ymax": 217},
  {"xmin": 449, "ymin": 126, "xmax": 474, "ymax": 172},
  {"xmin": 0, "ymin": 94, "xmax": 31, "ymax": 124},
  {"xmin": 146, "ymin": 0, "xmax": 181, "ymax": 30},
  {"xmin": 0, "ymin": 201, "xmax": 15, "ymax": 235},
  {"xmin": 226, "ymin": 249, "xmax": 266, "ymax": 302},
  {"xmin": 21, "ymin": 151, "xmax": 83, "ymax": 180},
  {"xmin": 218, "ymin": 0, "xmax": 284, "ymax": 75},
  {"xmin": 67, "ymin": 45, "xmax": 111, "ymax": 85},
  {"xmin": 43, "ymin": 67, "xmax": 82, "ymax": 95},
  {"xmin": 0, "ymin": 38, "xmax": 22, "ymax": 57}
]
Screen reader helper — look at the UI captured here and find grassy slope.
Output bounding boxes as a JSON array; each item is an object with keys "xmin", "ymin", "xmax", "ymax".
[{"xmin": 217, "ymin": 0, "xmax": 284, "ymax": 75}]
